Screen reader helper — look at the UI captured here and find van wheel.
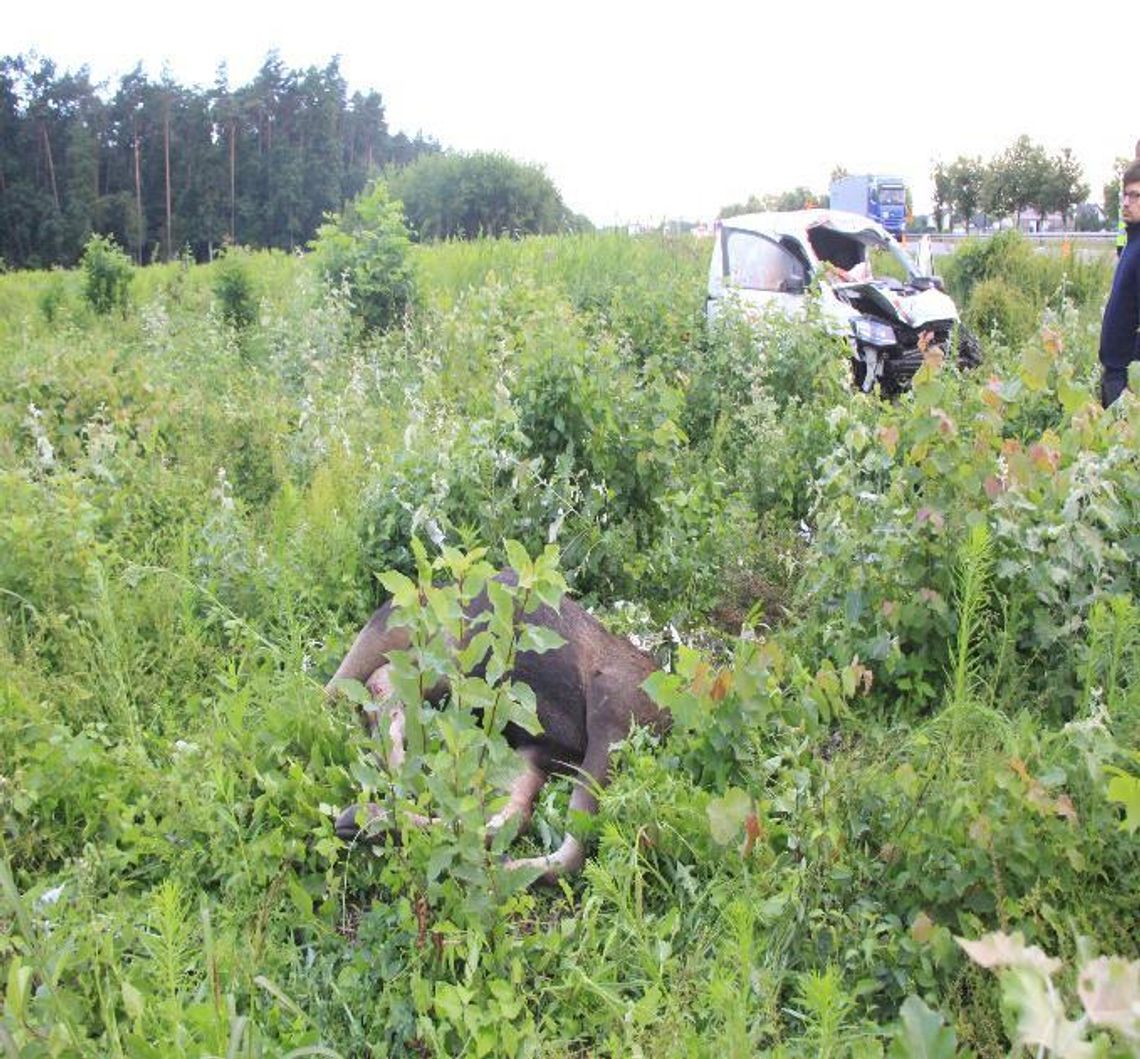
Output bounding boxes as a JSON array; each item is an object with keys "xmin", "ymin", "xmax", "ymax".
[{"xmin": 955, "ymin": 324, "xmax": 982, "ymax": 369}]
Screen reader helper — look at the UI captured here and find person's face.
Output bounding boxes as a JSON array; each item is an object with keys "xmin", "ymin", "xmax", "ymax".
[{"xmin": 1124, "ymin": 181, "xmax": 1140, "ymax": 225}]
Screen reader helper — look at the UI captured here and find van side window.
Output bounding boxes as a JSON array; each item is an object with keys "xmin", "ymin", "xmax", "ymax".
[{"xmin": 723, "ymin": 230, "xmax": 804, "ymax": 293}]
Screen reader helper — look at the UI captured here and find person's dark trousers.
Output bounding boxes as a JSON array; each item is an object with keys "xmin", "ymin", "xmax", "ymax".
[{"xmin": 1102, "ymin": 365, "xmax": 1129, "ymax": 407}]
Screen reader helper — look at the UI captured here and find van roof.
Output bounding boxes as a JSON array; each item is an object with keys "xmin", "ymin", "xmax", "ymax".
[{"xmin": 718, "ymin": 208, "xmax": 891, "ymax": 242}]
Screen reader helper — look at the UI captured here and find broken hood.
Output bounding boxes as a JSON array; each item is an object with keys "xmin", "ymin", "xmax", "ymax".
[{"xmin": 841, "ymin": 280, "xmax": 960, "ymax": 329}]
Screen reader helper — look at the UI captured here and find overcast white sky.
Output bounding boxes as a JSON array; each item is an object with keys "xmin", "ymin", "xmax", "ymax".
[{"xmin": 7, "ymin": 0, "xmax": 1133, "ymax": 226}]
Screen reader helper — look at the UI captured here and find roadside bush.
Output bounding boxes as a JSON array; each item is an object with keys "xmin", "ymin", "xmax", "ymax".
[
  {"xmin": 964, "ymin": 276, "xmax": 1037, "ymax": 347},
  {"xmin": 80, "ymin": 233, "xmax": 133, "ymax": 314},
  {"xmin": 940, "ymin": 230, "xmax": 1035, "ymax": 305},
  {"xmin": 941, "ymin": 229, "xmax": 1112, "ymax": 318},
  {"xmin": 2, "ymin": 227, "xmax": 1131, "ymax": 1059},
  {"xmin": 37, "ymin": 270, "xmax": 70, "ymax": 324},
  {"xmin": 211, "ymin": 245, "xmax": 259, "ymax": 329},
  {"xmin": 309, "ymin": 179, "xmax": 418, "ymax": 332},
  {"xmin": 796, "ymin": 311, "xmax": 1139, "ymax": 717},
  {"xmin": 698, "ymin": 303, "xmax": 855, "ymax": 521}
]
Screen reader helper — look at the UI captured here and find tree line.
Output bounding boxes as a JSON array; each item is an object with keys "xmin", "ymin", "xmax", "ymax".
[
  {"xmin": 388, "ymin": 152, "xmax": 590, "ymax": 242},
  {"xmin": 0, "ymin": 52, "xmax": 440, "ymax": 269},
  {"xmin": 931, "ymin": 137, "xmax": 1091, "ymax": 233},
  {"xmin": 717, "ymin": 186, "xmax": 820, "ymax": 219},
  {"xmin": 718, "ymin": 138, "xmax": 1101, "ymax": 233}
]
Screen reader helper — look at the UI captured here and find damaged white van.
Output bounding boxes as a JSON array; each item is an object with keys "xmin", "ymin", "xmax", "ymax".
[{"xmin": 706, "ymin": 209, "xmax": 980, "ymax": 393}]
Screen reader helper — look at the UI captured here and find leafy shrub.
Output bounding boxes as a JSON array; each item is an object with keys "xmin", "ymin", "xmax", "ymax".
[
  {"xmin": 941, "ymin": 230, "xmax": 1037, "ymax": 306},
  {"xmin": 387, "ymin": 150, "xmax": 585, "ymax": 241},
  {"xmin": 965, "ymin": 276, "xmax": 1037, "ymax": 347},
  {"xmin": 941, "ymin": 230, "xmax": 1113, "ymax": 319},
  {"xmin": 699, "ymin": 302, "xmax": 855, "ymax": 521},
  {"xmin": 2, "ymin": 228, "xmax": 1133, "ymax": 1058},
  {"xmin": 37, "ymin": 270, "xmax": 69, "ymax": 324},
  {"xmin": 309, "ymin": 180, "xmax": 418, "ymax": 332},
  {"xmin": 80, "ymin": 232, "xmax": 133, "ymax": 314},
  {"xmin": 211, "ymin": 245, "xmax": 259, "ymax": 328},
  {"xmin": 795, "ymin": 309, "xmax": 1140, "ymax": 718}
]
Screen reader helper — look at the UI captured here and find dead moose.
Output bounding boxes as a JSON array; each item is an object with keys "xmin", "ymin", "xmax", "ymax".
[{"xmin": 327, "ymin": 569, "xmax": 670, "ymax": 882}]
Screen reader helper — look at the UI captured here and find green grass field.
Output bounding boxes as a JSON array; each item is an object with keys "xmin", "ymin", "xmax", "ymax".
[{"xmin": 1, "ymin": 233, "xmax": 1138, "ymax": 1058}]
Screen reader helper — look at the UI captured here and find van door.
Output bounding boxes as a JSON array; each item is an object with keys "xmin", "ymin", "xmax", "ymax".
[{"xmin": 708, "ymin": 226, "xmax": 808, "ymax": 323}]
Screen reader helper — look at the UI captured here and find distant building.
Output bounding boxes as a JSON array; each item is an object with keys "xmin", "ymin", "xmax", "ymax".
[{"xmin": 1015, "ymin": 208, "xmax": 1067, "ymax": 233}]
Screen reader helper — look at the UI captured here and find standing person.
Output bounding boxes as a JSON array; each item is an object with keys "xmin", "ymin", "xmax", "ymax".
[
  {"xmin": 1117, "ymin": 140, "xmax": 1140, "ymax": 257},
  {"xmin": 1100, "ymin": 160, "xmax": 1140, "ymax": 406}
]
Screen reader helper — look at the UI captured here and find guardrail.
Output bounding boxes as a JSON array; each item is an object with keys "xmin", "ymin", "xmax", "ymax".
[
  {"xmin": 907, "ymin": 230, "xmax": 1116, "ymax": 243},
  {"xmin": 900, "ymin": 230, "xmax": 1117, "ymax": 257}
]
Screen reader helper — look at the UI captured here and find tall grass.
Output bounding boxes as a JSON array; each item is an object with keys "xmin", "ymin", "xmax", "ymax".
[{"xmin": 1, "ymin": 232, "xmax": 1137, "ymax": 1057}]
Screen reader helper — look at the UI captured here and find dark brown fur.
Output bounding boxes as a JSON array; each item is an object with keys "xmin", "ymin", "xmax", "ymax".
[{"xmin": 327, "ymin": 570, "xmax": 669, "ymax": 880}]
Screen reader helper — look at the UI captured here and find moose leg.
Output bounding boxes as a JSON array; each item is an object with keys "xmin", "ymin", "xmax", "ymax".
[
  {"xmin": 334, "ymin": 663, "xmax": 437, "ymax": 841},
  {"xmin": 325, "ymin": 602, "xmax": 408, "ymax": 689},
  {"xmin": 334, "ymin": 801, "xmax": 439, "ymax": 841},
  {"xmin": 487, "ymin": 748, "xmax": 548, "ymax": 837},
  {"xmin": 362, "ymin": 664, "xmax": 404, "ymax": 772},
  {"xmin": 503, "ymin": 737, "xmax": 612, "ymax": 883},
  {"xmin": 340, "ymin": 751, "xmax": 548, "ymax": 846}
]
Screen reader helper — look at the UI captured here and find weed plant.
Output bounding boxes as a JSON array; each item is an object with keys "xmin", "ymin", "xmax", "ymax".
[{"xmin": 1, "ymin": 234, "xmax": 1137, "ymax": 1057}]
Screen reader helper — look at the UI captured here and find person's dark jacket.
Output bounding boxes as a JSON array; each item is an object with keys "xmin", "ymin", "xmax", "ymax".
[{"xmin": 1100, "ymin": 223, "xmax": 1140, "ymax": 367}]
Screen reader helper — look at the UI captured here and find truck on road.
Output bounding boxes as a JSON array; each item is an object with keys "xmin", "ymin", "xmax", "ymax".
[{"xmin": 829, "ymin": 175, "xmax": 907, "ymax": 236}]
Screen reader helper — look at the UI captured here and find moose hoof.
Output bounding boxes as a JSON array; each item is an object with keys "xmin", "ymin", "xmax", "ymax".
[
  {"xmin": 334, "ymin": 803, "xmax": 393, "ymax": 843},
  {"xmin": 502, "ymin": 856, "xmax": 558, "ymax": 887}
]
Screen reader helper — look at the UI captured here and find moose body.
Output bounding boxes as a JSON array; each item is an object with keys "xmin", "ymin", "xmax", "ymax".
[{"xmin": 328, "ymin": 570, "xmax": 669, "ymax": 880}]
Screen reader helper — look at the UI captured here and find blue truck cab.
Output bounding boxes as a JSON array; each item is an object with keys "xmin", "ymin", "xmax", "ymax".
[{"xmin": 828, "ymin": 175, "xmax": 907, "ymax": 236}]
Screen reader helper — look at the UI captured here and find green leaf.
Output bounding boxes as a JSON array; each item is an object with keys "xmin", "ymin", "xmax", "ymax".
[
  {"xmin": 378, "ymin": 570, "xmax": 419, "ymax": 609},
  {"xmin": 506, "ymin": 683, "xmax": 542, "ymax": 735},
  {"xmin": 1002, "ymin": 967, "xmax": 1094, "ymax": 1059},
  {"xmin": 707, "ymin": 787, "xmax": 752, "ymax": 845},
  {"xmin": 533, "ymin": 546, "xmax": 567, "ymax": 609},
  {"xmin": 888, "ymin": 995, "xmax": 958, "ymax": 1059},
  {"xmin": 434, "ymin": 980, "xmax": 471, "ymax": 1023},
  {"xmin": 1057, "ymin": 372, "xmax": 1091, "ymax": 416},
  {"xmin": 534, "ymin": 577, "xmax": 565, "ymax": 610},
  {"xmin": 349, "ymin": 758, "xmax": 385, "ymax": 791},
  {"xmin": 518, "ymin": 623, "xmax": 566, "ymax": 655},
  {"xmin": 1105, "ymin": 768, "xmax": 1140, "ymax": 834},
  {"xmin": 1019, "ymin": 344, "xmax": 1051, "ymax": 392},
  {"xmin": 484, "ymin": 645, "xmax": 509, "ymax": 688},
  {"xmin": 253, "ymin": 975, "xmax": 307, "ymax": 1022},
  {"xmin": 487, "ymin": 577, "xmax": 517, "ymax": 634},
  {"xmin": 286, "ymin": 874, "xmax": 313, "ymax": 919},
  {"xmin": 411, "ymin": 536, "xmax": 432, "ymax": 583},
  {"xmin": 457, "ymin": 630, "xmax": 493, "ymax": 674},
  {"xmin": 504, "ymin": 540, "xmax": 532, "ymax": 584},
  {"xmin": 5, "ymin": 958, "xmax": 30, "ymax": 1020},
  {"xmin": 327, "ymin": 678, "xmax": 372, "ymax": 708},
  {"xmin": 122, "ymin": 980, "xmax": 146, "ymax": 1022},
  {"xmin": 426, "ymin": 584, "xmax": 462, "ymax": 638},
  {"xmin": 642, "ymin": 670, "xmax": 702, "ymax": 730},
  {"xmin": 427, "ymin": 844, "xmax": 457, "ymax": 882},
  {"xmin": 387, "ymin": 653, "xmax": 428, "ymax": 714}
]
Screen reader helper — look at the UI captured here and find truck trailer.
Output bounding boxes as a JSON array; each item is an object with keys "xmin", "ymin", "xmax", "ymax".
[{"xmin": 828, "ymin": 175, "xmax": 907, "ymax": 235}]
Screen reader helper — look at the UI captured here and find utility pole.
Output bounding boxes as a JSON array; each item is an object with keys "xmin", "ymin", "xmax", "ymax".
[
  {"xmin": 164, "ymin": 96, "xmax": 172, "ymax": 262},
  {"xmin": 229, "ymin": 117, "xmax": 236, "ymax": 243},
  {"xmin": 133, "ymin": 110, "xmax": 143, "ymax": 264}
]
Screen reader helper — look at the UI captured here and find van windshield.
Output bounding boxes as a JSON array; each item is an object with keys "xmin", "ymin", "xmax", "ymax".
[{"xmin": 808, "ymin": 224, "xmax": 917, "ymax": 282}]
